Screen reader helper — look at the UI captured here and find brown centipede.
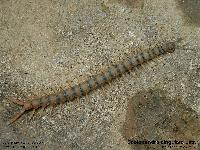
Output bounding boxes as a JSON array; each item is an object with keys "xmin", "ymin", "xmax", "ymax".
[{"xmin": 8, "ymin": 42, "xmax": 176, "ymax": 124}]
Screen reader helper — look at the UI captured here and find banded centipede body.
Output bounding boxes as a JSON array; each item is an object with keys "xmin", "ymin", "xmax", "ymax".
[{"xmin": 8, "ymin": 42, "xmax": 176, "ymax": 124}]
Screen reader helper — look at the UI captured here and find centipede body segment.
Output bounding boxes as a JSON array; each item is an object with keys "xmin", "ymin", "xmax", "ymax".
[{"xmin": 8, "ymin": 42, "xmax": 176, "ymax": 124}]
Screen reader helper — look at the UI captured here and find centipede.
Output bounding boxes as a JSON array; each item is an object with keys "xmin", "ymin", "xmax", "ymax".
[{"xmin": 8, "ymin": 42, "xmax": 176, "ymax": 124}]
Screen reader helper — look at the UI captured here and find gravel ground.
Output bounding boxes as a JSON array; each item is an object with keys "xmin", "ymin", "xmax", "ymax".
[{"xmin": 0, "ymin": 0, "xmax": 200, "ymax": 150}]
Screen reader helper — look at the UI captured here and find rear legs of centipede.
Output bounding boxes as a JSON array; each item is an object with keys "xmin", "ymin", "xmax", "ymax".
[{"xmin": 8, "ymin": 98, "xmax": 34, "ymax": 125}]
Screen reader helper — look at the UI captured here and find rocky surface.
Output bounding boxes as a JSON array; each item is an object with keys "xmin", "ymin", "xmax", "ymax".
[{"xmin": 0, "ymin": 0, "xmax": 200, "ymax": 149}]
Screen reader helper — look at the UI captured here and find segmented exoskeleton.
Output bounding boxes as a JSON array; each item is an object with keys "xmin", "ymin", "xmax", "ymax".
[{"xmin": 8, "ymin": 42, "xmax": 176, "ymax": 124}]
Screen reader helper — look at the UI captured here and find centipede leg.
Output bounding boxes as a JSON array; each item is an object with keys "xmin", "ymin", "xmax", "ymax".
[
  {"xmin": 39, "ymin": 106, "xmax": 46, "ymax": 117},
  {"xmin": 151, "ymin": 58, "xmax": 162, "ymax": 67},
  {"xmin": 85, "ymin": 94, "xmax": 90, "ymax": 104},
  {"xmin": 8, "ymin": 98, "xmax": 33, "ymax": 124},
  {"xmin": 59, "ymin": 103, "xmax": 64, "ymax": 116},
  {"xmin": 50, "ymin": 104, "xmax": 56, "ymax": 116},
  {"xmin": 156, "ymin": 57, "xmax": 163, "ymax": 63},
  {"xmin": 140, "ymin": 64, "xmax": 146, "ymax": 70},
  {"xmin": 29, "ymin": 109, "xmax": 36, "ymax": 120},
  {"xmin": 99, "ymin": 86, "xmax": 105, "ymax": 95},
  {"xmin": 10, "ymin": 98, "xmax": 24, "ymax": 106},
  {"xmin": 130, "ymin": 68, "xmax": 139, "ymax": 78},
  {"xmin": 7, "ymin": 108, "xmax": 26, "ymax": 125},
  {"xmin": 68, "ymin": 101, "xmax": 73, "ymax": 112}
]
